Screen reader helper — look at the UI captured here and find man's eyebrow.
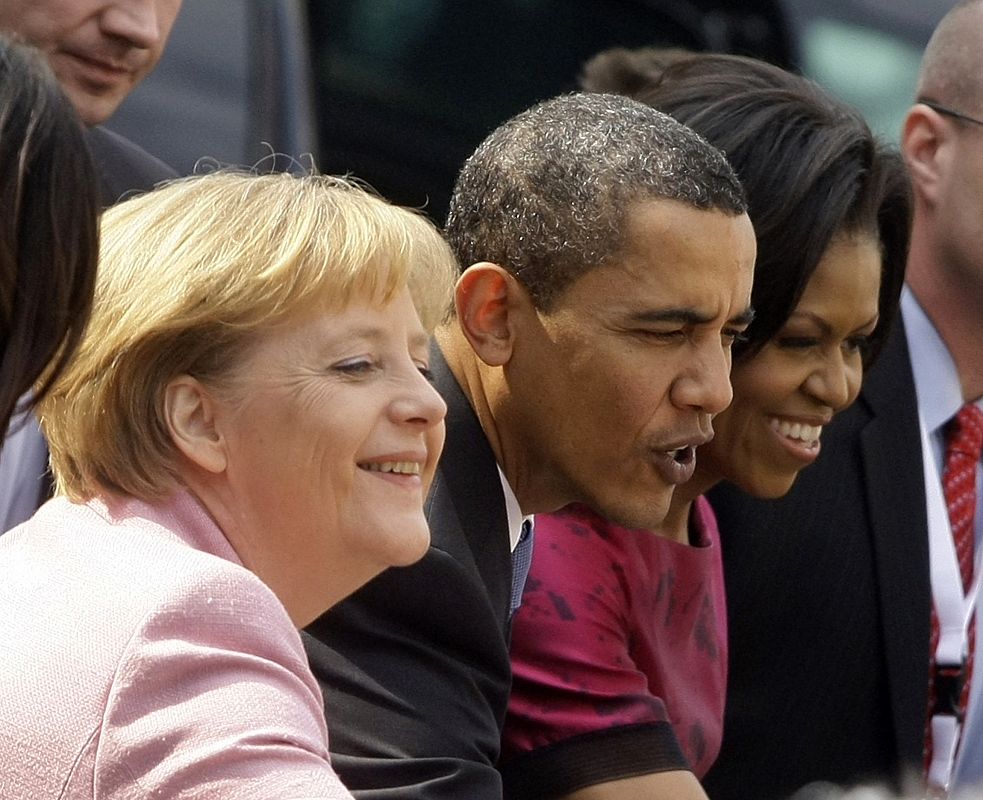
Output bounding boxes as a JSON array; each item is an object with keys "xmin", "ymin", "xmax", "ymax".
[
  {"xmin": 627, "ymin": 306, "xmax": 755, "ymax": 326},
  {"xmin": 627, "ymin": 308, "xmax": 717, "ymax": 326}
]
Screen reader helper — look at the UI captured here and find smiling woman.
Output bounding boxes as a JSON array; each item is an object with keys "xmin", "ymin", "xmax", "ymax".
[
  {"xmin": 0, "ymin": 171, "xmax": 457, "ymax": 799},
  {"xmin": 703, "ymin": 232, "xmax": 883, "ymax": 498}
]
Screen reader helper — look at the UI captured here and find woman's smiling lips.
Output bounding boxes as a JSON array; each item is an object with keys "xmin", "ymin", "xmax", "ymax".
[
  {"xmin": 357, "ymin": 455, "xmax": 428, "ymax": 488},
  {"xmin": 768, "ymin": 416, "xmax": 827, "ymax": 464}
]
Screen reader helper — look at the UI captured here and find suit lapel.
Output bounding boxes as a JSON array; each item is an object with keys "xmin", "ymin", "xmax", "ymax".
[
  {"xmin": 427, "ymin": 344, "xmax": 513, "ymax": 631},
  {"xmin": 859, "ymin": 320, "xmax": 932, "ymax": 767}
]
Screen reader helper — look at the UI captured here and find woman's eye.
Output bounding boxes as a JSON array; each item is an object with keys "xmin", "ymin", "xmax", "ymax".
[
  {"xmin": 844, "ymin": 335, "xmax": 872, "ymax": 355},
  {"xmin": 777, "ymin": 336, "xmax": 819, "ymax": 350},
  {"xmin": 417, "ymin": 364, "xmax": 435, "ymax": 383},
  {"xmin": 333, "ymin": 359, "xmax": 376, "ymax": 376}
]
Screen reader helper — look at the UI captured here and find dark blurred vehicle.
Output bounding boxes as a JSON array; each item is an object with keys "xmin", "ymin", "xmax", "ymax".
[
  {"xmin": 111, "ymin": 0, "xmax": 953, "ymax": 223},
  {"xmin": 305, "ymin": 0, "xmax": 794, "ymax": 219}
]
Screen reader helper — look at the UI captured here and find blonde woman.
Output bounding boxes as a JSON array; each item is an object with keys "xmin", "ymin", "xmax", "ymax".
[{"xmin": 0, "ymin": 171, "xmax": 456, "ymax": 799}]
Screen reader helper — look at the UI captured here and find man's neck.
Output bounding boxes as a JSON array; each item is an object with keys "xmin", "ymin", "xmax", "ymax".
[
  {"xmin": 434, "ymin": 324, "xmax": 563, "ymax": 516},
  {"xmin": 906, "ymin": 226, "xmax": 983, "ymax": 402}
]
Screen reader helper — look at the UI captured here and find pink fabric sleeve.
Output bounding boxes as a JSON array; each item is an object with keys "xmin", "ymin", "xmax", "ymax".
[{"xmin": 92, "ymin": 564, "xmax": 354, "ymax": 800}]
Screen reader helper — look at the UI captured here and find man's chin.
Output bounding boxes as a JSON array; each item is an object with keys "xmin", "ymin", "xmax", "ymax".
[
  {"xmin": 593, "ymin": 492, "xmax": 673, "ymax": 533},
  {"xmin": 62, "ymin": 84, "xmax": 124, "ymax": 127}
]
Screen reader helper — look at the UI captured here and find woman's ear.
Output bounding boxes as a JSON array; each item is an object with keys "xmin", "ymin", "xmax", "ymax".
[
  {"xmin": 163, "ymin": 375, "xmax": 228, "ymax": 474},
  {"xmin": 454, "ymin": 262, "xmax": 533, "ymax": 367}
]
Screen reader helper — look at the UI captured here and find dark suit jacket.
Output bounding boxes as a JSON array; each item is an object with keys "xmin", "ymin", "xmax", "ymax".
[
  {"xmin": 86, "ymin": 125, "xmax": 176, "ymax": 207},
  {"xmin": 0, "ymin": 127, "xmax": 176, "ymax": 528},
  {"xmin": 703, "ymin": 319, "xmax": 931, "ymax": 800},
  {"xmin": 304, "ymin": 345, "xmax": 514, "ymax": 800}
]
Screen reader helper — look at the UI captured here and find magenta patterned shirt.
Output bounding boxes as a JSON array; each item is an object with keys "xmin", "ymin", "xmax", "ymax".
[{"xmin": 500, "ymin": 498, "xmax": 727, "ymax": 798}]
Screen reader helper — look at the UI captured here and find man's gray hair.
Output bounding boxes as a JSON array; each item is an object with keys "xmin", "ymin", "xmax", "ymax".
[{"xmin": 444, "ymin": 91, "xmax": 747, "ymax": 308}]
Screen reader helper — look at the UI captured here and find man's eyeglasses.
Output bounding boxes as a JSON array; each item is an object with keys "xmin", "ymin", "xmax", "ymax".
[{"xmin": 918, "ymin": 99, "xmax": 983, "ymax": 129}]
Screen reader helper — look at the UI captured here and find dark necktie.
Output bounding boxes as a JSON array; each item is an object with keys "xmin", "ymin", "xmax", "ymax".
[{"xmin": 509, "ymin": 519, "xmax": 534, "ymax": 618}]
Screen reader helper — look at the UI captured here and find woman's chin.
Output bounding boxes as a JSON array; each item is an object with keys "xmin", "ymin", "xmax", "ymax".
[
  {"xmin": 739, "ymin": 469, "xmax": 800, "ymax": 500},
  {"xmin": 377, "ymin": 516, "xmax": 433, "ymax": 568}
]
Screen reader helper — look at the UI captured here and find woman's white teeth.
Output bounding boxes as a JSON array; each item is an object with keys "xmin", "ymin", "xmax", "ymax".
[
  {"xmin": 771, "ymin": 418, "xmax": 822, "ymax": 444},
  {"xmin": 362, "ymin": 461, "xmax": 421, "ymax": 475}
]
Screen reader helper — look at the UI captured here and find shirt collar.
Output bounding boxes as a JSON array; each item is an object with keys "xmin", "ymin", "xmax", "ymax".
[
  {"xmin": 89, "ymin": 489, "xmax": 242, "ymax": 566},
  {"xmin": 497, "ymin": 466, "xmax": 532, "ymax": 552},
  {"xmin": 902, "ymin": 287, "xmax": 965, "ymax": 436}
]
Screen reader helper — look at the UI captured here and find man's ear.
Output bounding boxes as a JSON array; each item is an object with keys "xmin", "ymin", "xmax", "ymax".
[
  {"xmin": 454, "ymin": 262, "xmax": 533, "ymax": 367},
  {"xmin": 164, "ymin": 375, "xmax": 228, "ymax": 474},
  {"xmin": 903, "ymin": 104, "xmax": 951, "ymax": 207}
]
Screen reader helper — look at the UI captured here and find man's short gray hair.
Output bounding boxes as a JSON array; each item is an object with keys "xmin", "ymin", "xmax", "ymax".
[{"xmin": 444, "ymin": 91, "xmax": 747, "ymax": 308}]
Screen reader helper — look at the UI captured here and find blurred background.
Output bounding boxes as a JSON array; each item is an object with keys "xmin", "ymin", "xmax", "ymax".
[{"xmin": 111, "ymin": 0, "xmax": 955, "ymax": 224}]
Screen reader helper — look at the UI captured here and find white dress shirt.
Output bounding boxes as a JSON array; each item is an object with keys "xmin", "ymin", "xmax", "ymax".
[{"xmin": 904, "ymin": 290, "xmax": 983, "ymax": 790}]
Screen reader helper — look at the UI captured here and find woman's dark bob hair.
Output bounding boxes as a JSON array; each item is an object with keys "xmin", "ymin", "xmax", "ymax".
[{"xmin": 582, "ymin": 49, "xmax": 911, "ymax": 366}]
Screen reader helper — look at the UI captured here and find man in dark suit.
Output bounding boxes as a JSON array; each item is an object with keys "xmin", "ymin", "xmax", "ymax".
[
  {"xmin": 704, "ymin": 3, "xmax": 983, "ymax": 798},
  {"xmin": 305, "ymin": 92, "xmax": 757, "ymax": 800},
  {"xmin": 86, "ymin": 124, "xmax": 175, "ymax": 206},
  {"xmin": 0, "ymin": 0, "xmax": 182, "ymax": 531}
]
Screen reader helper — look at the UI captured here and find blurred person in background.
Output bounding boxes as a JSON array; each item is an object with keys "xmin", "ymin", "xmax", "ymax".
[
  {"xmin": 0, "ymin": 0, "xmax": 183, "ymax": 203},
  {"xmin": 0, "ymin": 171, "xmax": 455, "ymax": 799},
  {"xmin": 0, "ymin": 0, "xmax": 184, "ymax": 532}
]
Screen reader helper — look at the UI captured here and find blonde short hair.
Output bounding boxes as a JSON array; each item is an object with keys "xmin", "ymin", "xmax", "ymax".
[{"xmin": 41, "ymin": 171, "xmax": 458, "ymax": 502}]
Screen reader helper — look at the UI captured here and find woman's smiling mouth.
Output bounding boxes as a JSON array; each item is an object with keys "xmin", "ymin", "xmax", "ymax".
[{"xmin": 359, "ymin": 461, "xmax": 423, "ymax": 476}]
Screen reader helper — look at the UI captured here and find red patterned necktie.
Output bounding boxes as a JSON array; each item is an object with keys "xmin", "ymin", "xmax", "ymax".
[
  {"xmin": 947, "ymin": 406, "xmax": 983, "ymax": 592},
  {"xmin": 924, "ymin": 404, "xmax": 983, "ymax": 781}
]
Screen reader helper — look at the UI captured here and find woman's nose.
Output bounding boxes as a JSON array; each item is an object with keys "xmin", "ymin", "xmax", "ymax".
[
  {"xmin": 805, "ymin": 352, "xmax": 861, "ymax": 412},
  {"xmin": 393, "ymin": 367, "xmax": 447, "ymax": 427}
]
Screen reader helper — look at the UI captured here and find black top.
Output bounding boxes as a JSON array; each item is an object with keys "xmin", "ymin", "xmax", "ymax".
[{"xmin": 704, "ymin": 320, "xmax": 931, "ymax": 800}]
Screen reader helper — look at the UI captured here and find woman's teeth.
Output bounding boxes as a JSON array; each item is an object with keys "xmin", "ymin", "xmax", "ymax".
[
  {"xmin": 360, "ymin": 461, "xmax": 422, "ymax": 475},
  {"xmin": 771, "ymin": 418, "xmax": 822, "ymax": 445}
]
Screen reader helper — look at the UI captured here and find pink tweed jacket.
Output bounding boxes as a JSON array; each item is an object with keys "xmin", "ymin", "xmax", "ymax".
[{"xmin": 0, "ymin": 490, "xmax": 354, "ymax": 799}]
